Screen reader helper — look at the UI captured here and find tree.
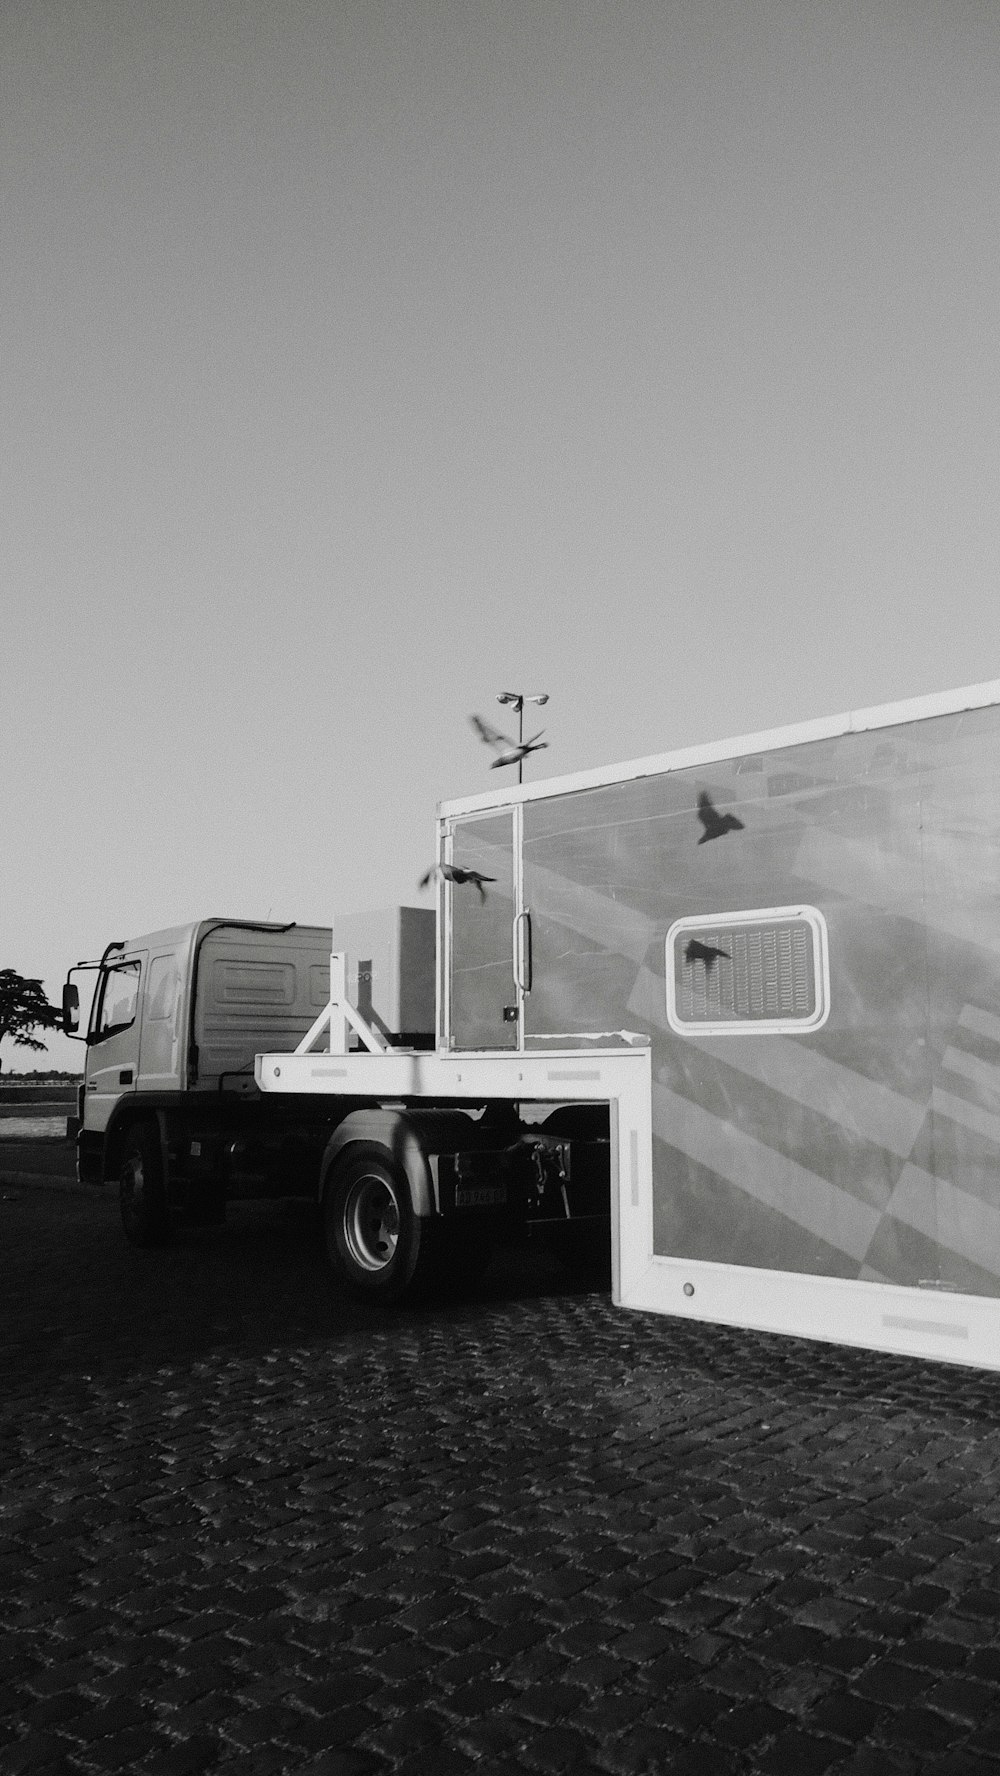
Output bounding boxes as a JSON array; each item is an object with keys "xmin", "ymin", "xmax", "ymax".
[{"xmin": 0, "ymin": 970, "xmax": 61, "ymax": 1071}]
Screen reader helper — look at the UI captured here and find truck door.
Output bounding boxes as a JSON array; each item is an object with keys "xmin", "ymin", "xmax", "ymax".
[
  {"xmin": 83, "ymin": 953, "xmax": 147, "ymax": 1133},
  {"xmin": 444, "ymin": 811, "xmax": 520, "ymax": 1049},
  {"xmin": 137, "ymin": 951, "xmax": 183, "ymax": 1093}
]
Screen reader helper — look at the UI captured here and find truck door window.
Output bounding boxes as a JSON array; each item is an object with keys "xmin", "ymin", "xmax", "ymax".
[
  {"xmin": 93, "ymin": 961, "xmax": 141, "ymax": 1041},
  {"xmin": 147, "ymin": 955, "xmax": 177, "ymax": 1022}
]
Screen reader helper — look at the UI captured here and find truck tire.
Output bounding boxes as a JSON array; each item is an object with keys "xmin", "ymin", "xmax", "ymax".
[
  {"xmin": 323, "ymin": 1142, "xmax": 441, "ymax": 1304},
  {"xmin": 119, "ymin": 1122, "xmax": 171, "ymax": 1247}
]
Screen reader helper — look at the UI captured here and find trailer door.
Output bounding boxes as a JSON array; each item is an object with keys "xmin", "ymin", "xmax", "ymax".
[{"xmin": 445, "ymin": 810, "xmax": 519, "ymax": 1049}]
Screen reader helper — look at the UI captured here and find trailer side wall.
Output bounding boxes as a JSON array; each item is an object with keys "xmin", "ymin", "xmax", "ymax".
[{"xmin": 503, "ymin": 704, "xmax": 1000, "ymax": 1298}]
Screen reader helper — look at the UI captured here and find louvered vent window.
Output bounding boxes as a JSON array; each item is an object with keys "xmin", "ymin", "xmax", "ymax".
[{"xmin": 665, "ymin": 907, "xmax": 829, "ymax": 1036}]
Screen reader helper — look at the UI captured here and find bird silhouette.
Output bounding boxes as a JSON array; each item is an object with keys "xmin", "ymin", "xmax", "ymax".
[
  {"xmin": 684, "ymin": 939, "xmax": 731, "ymax": 970},
  {"xmin": 470, "ymin": 714, "xmax": 548, "ymax": 770},
  {"xmin": 419, "ymin": 863, "xmax": 496, "ymax": 902},
  {"xmin": 696, "ymin": 791, "xmax": 745, "ymax": 844}
]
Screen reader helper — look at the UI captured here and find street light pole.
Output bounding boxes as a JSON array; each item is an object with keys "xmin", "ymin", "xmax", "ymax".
[{"xmin": 497, "ymin": 691, "xmax": 549, "ymax": 782}]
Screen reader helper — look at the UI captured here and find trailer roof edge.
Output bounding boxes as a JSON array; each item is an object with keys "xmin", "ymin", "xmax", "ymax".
[{"xmin": 437, "ymin": 676, "xmax": 1000, "ymax": 817}]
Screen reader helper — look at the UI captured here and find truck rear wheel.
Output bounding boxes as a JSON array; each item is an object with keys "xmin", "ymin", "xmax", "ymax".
[
  {"xmin": 119, "ymin": 1122, "xmax": 171, "ymax": 1247},
  {"xmin": 323, "ymin": 1142, "xmax": 441, "ymax": 1303}
]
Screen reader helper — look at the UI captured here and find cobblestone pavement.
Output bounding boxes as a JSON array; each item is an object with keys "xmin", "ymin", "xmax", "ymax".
[{"xmin": 2, "ymin": 1165, "xmax": 1000, "ymax": 1776}]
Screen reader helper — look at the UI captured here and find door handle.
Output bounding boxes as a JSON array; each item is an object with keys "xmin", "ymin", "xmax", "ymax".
[{"xmin": 513, "ymin": 910, "xmax": 532, "ymax": 994}]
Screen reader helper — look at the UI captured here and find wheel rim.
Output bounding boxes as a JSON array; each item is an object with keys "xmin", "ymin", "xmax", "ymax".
[{"xmin": 342, "ymin": 1171, "xmax": 401, "ymax": 1272}]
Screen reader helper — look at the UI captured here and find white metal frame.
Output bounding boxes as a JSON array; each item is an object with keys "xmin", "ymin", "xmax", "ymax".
[
  {"xmin": 640, "ymin": 1252, "xmax": 1000, "ymax": 1372},
  {"xmin": 438, "ymin": 676, "xmax": 1000, "ymax": 822},
  {"xmin": 264, "ymin": 1007, "xmax": 1000, "ymax": 1368},
  {"xmin": 441, "ymin": 803, "xmax": 525, "ymax": 1051},
  {"xmin": 256, "ymin": 1039, "xmax": 653, "ymax": 1306},
  {"xmin": 294, "ymin": 952, "xmax": 387, "ymax": 1057}
]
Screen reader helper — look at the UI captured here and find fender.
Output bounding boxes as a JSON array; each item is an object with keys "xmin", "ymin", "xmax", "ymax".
[
  {"xmin": 101, "ymin": 1101, "xmax": 171, "ymax": 1186},
  {"xmin": 318, "ymin": 1109, "xmax": 439, "ymax": 1218}
]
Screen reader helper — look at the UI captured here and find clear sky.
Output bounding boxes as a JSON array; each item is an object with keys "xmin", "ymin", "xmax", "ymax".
[{"xmin": 3, "ymin": 0, "xmax": 999, "ymax": 1070}]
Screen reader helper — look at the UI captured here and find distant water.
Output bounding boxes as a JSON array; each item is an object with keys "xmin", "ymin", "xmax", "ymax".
[{"xmin": 0, "ymin": 1117, "xmax": 69, "ymax": 1139}]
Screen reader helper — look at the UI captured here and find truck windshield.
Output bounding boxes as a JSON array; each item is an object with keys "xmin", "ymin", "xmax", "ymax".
[{"xmin": 93, "ymin": 961, "xmax": 141, "ymax": 1040}]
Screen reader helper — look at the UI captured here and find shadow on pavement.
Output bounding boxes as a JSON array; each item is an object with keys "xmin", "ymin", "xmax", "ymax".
[
  {"xmin": 0, "ymin": 1185, "xmax": 607, "ymax": 1399},
  {"xmin": 6, "ymin": 1176, "xmax": 1000, "ymax": 1431}
]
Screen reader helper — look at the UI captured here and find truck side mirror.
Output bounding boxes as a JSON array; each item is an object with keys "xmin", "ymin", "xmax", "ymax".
[{"xmin": 62, "ymin": 982, "xmax": 80, "ymax": 1036}]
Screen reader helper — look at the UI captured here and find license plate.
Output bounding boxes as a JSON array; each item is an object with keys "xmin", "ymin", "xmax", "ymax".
[{"xmin": 454, "ymin": 1184, "xmax": 507, "ymax": 1208}]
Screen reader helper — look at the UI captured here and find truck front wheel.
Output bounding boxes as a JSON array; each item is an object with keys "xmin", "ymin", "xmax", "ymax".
[
  {"xmin": 323, "ymin": 1143, "xmax": 439, "ymax": 1303},
  {"xmin": 119, "ymin": 1123, "xmax": 171, "ymax": 1247}
]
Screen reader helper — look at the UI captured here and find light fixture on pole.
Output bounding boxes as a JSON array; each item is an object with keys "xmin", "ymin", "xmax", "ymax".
[{"xmin": 497, "ymin": 691, "xmax": 549, "ymax": 782}]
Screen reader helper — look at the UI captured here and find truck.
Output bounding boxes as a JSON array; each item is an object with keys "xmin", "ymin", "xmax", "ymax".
[
  {"xmin": 66, "ymin": 675, "xmax": 1000, "ymax": 1370},
  {"xmin": 62, "ymin": 910, "xmax": 615, "ymax": 1293}
]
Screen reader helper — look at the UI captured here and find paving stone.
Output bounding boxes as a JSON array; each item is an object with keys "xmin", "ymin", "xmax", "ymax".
[
  {"xmin": 138, "ymin": 1736, "xmax": 222, "ymax": 1776},
  {"xmin": 658, "ymin": 1682, "xmax": 726, "ymax": 1732},
  {"xmin": 638, "ymin": 1649, "xmax": 699, "ymax": 1688},
  {"xmin": 967, "ymin": 1649, "xmax": 1000, "ymax": 1684},
  {"xmin": 855, "ymin": 1661, "xmax": 933, "ymax": 1706},
  {"xmin": 956, "ymin": 1591, "xmax": 1000, "ymax": 1621},
  {"xmin": 552, "ymin": 1623, "xmax": 619, "ymax": 1658},
  {"xmin": 609, "ymin": 1625, "xmax": 676, "ymax": 1664},
  {"xmin": 715, "ymin": 1698, "xmax": 794, "ymax": 1748},
  {"xmin": 453, "ymin": 1712, "xmax": 528, "ymax": 1759},
  {"xmin": 643, "ymin": 1566, "xmax": 704, "ymax": 1602},
  {"xmin": 439, "ymin": 1677, "xmax": 520, "ymax": 1719},
  {"xmin": 756, "ymin": 1727, "xmax": 846, "ymax": 1773},
  {"xmin": 432, "ymin": 1649, "xmax": 497, "ymax": 1687},
  {"xmin": 365, "ymin": 1706, "xmax": 451, "ymax": 1757},
  {"xmin": 707, "ymin": 1653, "xmax": 771, "ymax": 1698},
  {"xmin": 657, "ymin": 1744, "xmax": 743, "ymax": 1776},
  {"xmin": 596, "ymin": 1721, "xmax": 688, "ymax": 1773},
  {"xmin": 0, "ymin": 1734, "xmax": 76, "ymax": 1773},
  {"xmin": 917, "ymin": 1756, "xmax": 1000, "ymax": 1776},
  {"xmin": 573, "ymin": 1692, "xmax": 650, "ymax": 1739},
  {"xmin": 15, "ymin": 1695, "xmax": 88, "ymax": 1732},
  {"xmin": 758, "ymin": 1623, "xmax": 833, "ymax": 1664},
  {"xmin": 281, "ymin": 1711, "xmax": 378, "ymax": 1755},
  {"xmin": 482, "ymin": 1623, "xmax": 552, "ymax": 1660},
  {"xmin": 826, "ymin": 1745, "xmax": 918, "ymax": 1774},
  {"xmin": 925, "ymin": 1675, "xmax": 997, "ymax": 1723},
  {"xmin": 512, "ymin": 1682, "xmax": 588, "ymax": 1726},
  {"xmin": 519, "ymin": 1724, "xmax": 593, "ymax": 1771},
  {"xmin": 6, "ymin": 1186, "xmax": 1000, "ymax": 1776},
  {"xmin": 395, "ymin": 1749, "xmax": 479, "ymax": 1776},
  {"xmin": 64, "ymin": 1698, "xmax": 154, "ymax": 1741},
  {"xmin": 809, "ymin": 1689, "xmax": 882, "ymax": 1741},
  {"xmin": 566, "ymin": 1656, "xmax": 630, "ymax": 1692},
  {"xmin": 80, "ymin": 1727, "xmax": 169, "ymax": 1769},
  {"xmin": 585, "ymin": 1592, "xmax": 661, "ymax": 1629},
  {"xmin": 966, "ymin": 1717, "xmax": 1000, "ymax": 1757},
  {"xmin": 882, "ymin": 1706, "xmax": 969, "ymax": 1753}
]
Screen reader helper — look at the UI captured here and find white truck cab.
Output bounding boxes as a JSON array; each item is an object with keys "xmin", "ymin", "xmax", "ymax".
[{"xmin": 66, "ymin": 919, "xmax": 337, "ymax": 1176}]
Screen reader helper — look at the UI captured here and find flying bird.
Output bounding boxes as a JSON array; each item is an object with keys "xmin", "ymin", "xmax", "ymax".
[
  {"xmin": 470, "ymin": 714, "xmax": 548, "ymax": 770},
  {"xmin": 419, "ymin": 863, "xmax": 496, "ymax": 902},
  {"xmin": 696, "ymin": 791, "xmax": 745, "ymax": 844},
  {"xmin": 684, "ymin": 939, "xmax": 731, "ymax": 970}
]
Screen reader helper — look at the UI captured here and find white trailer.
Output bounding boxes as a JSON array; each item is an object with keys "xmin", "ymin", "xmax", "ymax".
[{"xmin": 256, "ymin": 676, "xmax": 1000, "ymax": 1370}]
